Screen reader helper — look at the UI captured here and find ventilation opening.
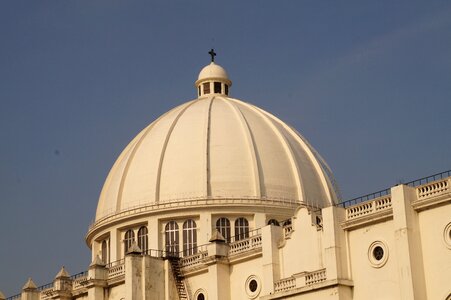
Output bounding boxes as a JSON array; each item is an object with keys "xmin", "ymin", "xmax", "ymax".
[
  {"xmin": 203, "ymin": 82, "xmax": 210, "ymax": 94},
  {"xmin": 214, "ymin": 82, "xmax": 221, "ymax": 93}
]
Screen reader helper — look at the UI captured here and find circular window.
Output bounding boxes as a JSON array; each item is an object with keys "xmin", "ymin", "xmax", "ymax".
[
  {"xmin": 245, "ymin": 275, "xmax": 261, "ymax": 299},
  {"xmin": 368, "ymin": 241, "xmax": 388, "ymax": 268},
  {"xmin": 444, "ymin": 222, "xmax": 451, "ymax": 249},
  {"xmin": 372, "ymin": 246, "xmax": 384, "ymax": 261},
  {"xmin": 194, "ymin": 289, "xmax": 207, "ymax": 300},
  {"xmin": 249, "ymin": 279, "xmax": 258, "ymax": 292}
]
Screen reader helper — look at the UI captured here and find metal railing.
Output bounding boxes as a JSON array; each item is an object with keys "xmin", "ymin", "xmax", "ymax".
[
  {"xmin": 37, "ymin": 282, "xmax": 53, "ymax": 292},
  {"xmin": 229, "ymin": 228, "xmax": 261, "ymax": 243},
  {"xmin": 6, "ymin": 294, "xmax": 21, "ymax": 300},
  {"xmin": 70, "ymin": 271, "xmax": 88, "ymax": 280},
  {"xmin": 337, "ymin": 169, "xmax": 451, "ymax": 208},
  {"xmin": 337, "ymin": 188, "xmax": 390, "ymax": 208},
  {"xmin": 405, "ymin": 170, "xmax": 451, "ymax": 187}
]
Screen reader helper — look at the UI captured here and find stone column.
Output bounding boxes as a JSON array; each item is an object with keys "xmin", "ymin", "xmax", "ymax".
[
  {"xmin": 261, "ymin": 224, "xmax": 283, "ymax": 295},
  {"xmin": 142, "ymin": 256, "xmax": 165, "ymax": 300},
  {"xmin": 87, "ymin": 256, "xmax": 107, "ymax": 300},
  {"xmin": 322, "ymin": 206, "xmax": 348, "ymax": 280},
  {"xmin": 391, "ymin": 184, "xmax": 427, "ymax": 300},
  {"xmin": 53, "ymin": 267, "xmax": 72, "ymax": 300},
  {"xmin": 206, "ymin": 230, "xmax": 230, "ymax": 300},
  {"xmin": 125, "ymin": 243, "xmax": 144, "ymax": 300},
  {"xmin": 21, "ymin": 278, "xmax": 39, "ymax": 300}
]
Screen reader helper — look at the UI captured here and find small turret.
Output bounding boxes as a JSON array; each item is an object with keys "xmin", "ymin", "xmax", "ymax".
[{"xmin": 195, "ymin": 49, "xmax": 232, "ymax": 97}]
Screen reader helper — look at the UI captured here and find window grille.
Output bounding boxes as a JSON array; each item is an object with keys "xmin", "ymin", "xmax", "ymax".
[
  {"xmin": 124, "ymin": 230, "xmax": 135, "ymax": 253},
  {"xmin": 138, "ymin": 226, "xmax": 148, "ymax": 252},
  {"xmin": 216, "ymin": 217, "xmax": 231, "ymax": 242},
  {"xmin": 165, "ymin": 221, "xmax": 179, "ymax": 256},
  {"xmin": 235, "ymin": 217, "xmax": 249, "ymax": 240},
  {"xmin": 183, "ymin": 219, "xmax": 197, "ymax": 256}
]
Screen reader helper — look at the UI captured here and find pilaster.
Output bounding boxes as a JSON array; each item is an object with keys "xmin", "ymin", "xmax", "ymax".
[
  {"xmin": 125, "ymin": 250, "xmax": 144, "ymax": 300},
  {"xmin": 261, "ymin": 224, "xmax": 283, "ymax": 295},
  {"xmin": 322, "ymin": 206, "xmax": 348, "ymax": 280},
  {"xmin": 391, "ymin": 184, "xmax": 427, "ymax": 300},
  {"xmin": 206, "ymin": 234, "xmax": 230, "ymax": 300},
  {"xmin": 53, "ymin": 267, "xmax": 72, "ymax": 300},
  {"xmin": 21, "ymin": 278, "xmax": 39, "ymax": 300},
  {"xmin": 87, "ymin": 256, "xmax": 107, "ymax": 300}
]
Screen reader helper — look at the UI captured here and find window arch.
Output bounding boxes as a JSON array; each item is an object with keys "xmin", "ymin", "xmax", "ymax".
[
  {"xmin": 235, "ymin": 217, "xmax": 249, "ymax": 241},
  {"xmin": 268, "ymin": 219, "xmax": 280, "ymax": 226},
  {"xmin": 101, "ymin": 239, "xmax": 109, "ymax": 264},
  {"xmin": 216, "ymin": 218, "xmax": 231, "ymax": 242},
  {"xmin": 183, "ymin": 219, "xmax": 197, "ymax": 256},
  {"xmin": 165, "ymin": 221, "xmax": 179, "ymax": 256},
  {"xmin": 124, "ymin": 229, "xmax": 135, "ymax": 254},
  {"xmin": 138, "ymin": 226, "xmax": 148, "ymax": 252}
]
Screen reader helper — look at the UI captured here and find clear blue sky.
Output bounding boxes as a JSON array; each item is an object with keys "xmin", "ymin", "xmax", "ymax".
[{"xmin": 1, "ymin": 1, "xmax": 450, "ymax": 296}]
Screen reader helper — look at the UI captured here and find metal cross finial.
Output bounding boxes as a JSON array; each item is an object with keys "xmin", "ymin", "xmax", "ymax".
[{"xmin": 209, "ymin": 49, "xmax": 216, "ymax": 62}]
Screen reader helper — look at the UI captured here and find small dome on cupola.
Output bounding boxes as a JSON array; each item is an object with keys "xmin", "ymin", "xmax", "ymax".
[{"xmin": 195, "ymin": 49, "xmax": 232, "ymax": 97}]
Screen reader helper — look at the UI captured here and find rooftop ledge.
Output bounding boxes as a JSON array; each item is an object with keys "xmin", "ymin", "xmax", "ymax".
[{"xmin": 340, "ymin": 173, "xmax": 451, "ymax": 230}]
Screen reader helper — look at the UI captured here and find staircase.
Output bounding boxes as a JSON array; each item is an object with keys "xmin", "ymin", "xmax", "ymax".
[{"xmin": 168, "ymin": 256, "xmax": 188, "ymax": 300}]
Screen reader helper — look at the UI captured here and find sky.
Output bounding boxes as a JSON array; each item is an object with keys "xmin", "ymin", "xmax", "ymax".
[{"xmin": 1, "ymin": 1, "xmax": 451, "ymax": 296}]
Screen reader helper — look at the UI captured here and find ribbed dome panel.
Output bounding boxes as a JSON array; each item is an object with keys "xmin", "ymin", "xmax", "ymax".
[
  {"xmin": 95, "ymin": 97, "xmax": 338, "ymax": 221},
  {"xmin": 209, "ymin": 98, "xmax": 257, "ymax": 198}
]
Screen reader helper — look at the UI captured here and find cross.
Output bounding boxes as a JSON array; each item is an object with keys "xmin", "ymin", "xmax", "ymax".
[{"xmin": 208, "ymin": 49, "xmax": 216, "ymax": 62}]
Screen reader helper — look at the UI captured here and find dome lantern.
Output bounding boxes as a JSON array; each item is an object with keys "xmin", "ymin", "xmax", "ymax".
[{"xmin": 195, "ymin": 49, "xmax": 232, "ymax": 97}]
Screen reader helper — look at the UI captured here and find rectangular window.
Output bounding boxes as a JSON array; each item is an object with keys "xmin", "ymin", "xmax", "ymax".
[
  {"xmin": 214, "ymin": 82, "xmax": 221, "ymax": 93},
  {"xmin": 203, "ymin": 82, "xmax": 210, "ymax": 94},
  {"xmin": 224, "ymin": 85, "xmax": 228, "ymax": 95}
]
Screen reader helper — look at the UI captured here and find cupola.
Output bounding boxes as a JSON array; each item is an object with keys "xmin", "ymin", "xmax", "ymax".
[{"xmin": 195, "ymin": 49, "xmax": 232, "ymax": 97}]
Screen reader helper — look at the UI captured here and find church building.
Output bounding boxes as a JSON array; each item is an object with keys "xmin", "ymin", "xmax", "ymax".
[{"xmin": 3, "ymin": 52, "xmax": 451, "ymax": 300}]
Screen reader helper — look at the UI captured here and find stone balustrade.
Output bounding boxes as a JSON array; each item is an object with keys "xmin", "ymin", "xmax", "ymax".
[
  {"xmin": 417, "ymin": 178, "xmax": 449, "ymax": 199},
  {"xmin": 284, "ymin": 224, "xmax": 293, "ymax": 238},
  {"xmin": 180, "ymin": 250, "xmax": 208, "ymax": 268},
  {"xmin": 107, "ymin": 261, "xmax": 125, "ymax": 279},
  {"xmin": 346, "ymin": 196, "xmax": 392, "ymax": 220},
  {"xmin": 72, "ymin": 275, "xmax": 88, "ymax": 290},
  {"xmin": 39, "ymin": 288, "xmax": 54, "ymax": 300},
  {"xmin": 274, "ymin": 277, "xmax": 296, "ymax": 293},
  {"xmin": 273, "ymin": 268, "xmax": 327, "ymax": 294},
  {"xmin": 229, "ymin": 234, "xmax": 262, "ymax": 256},
  {"xmin": 305, "ymin": 268, "xmax": 326, "ymax": 285}
]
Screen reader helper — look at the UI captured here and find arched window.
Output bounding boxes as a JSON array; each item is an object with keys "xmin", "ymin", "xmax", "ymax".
[
  {"xmin": 137, "ymin": 226, "xmax": 148, "ymax": 252},
  {"xmin": 267, "ymin": 219, "xmax": 280, "ymax": 226},
  {"xmin": 124, "ymin": 229, "xmax": 135, "ymax": 254},
  {"xmin": 235, "ymin": 217, "xmax": 249, "ymax": 241},
  {"xmin": 101, "ymin": 240, "xmax": 109, "ymax": 263},
  {"xmin": 183, "ymin": 219, "xmax": 197, "ymax": 256},
  {"xmin": 165, "ymin": 221, "xmax": 179, "ymax": 256},
  {"xmin": 216, "ymin": 218, "xmax": 231, "ymax": 242}
]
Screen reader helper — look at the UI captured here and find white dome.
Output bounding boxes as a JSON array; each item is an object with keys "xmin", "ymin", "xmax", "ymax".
[
  {"xmin": 95, "ymin": 96, "xmax": 339, "ymax": 221},
  {"xmin": 196, "ymin": 62, "xmax": 231, "ymax": 86}
]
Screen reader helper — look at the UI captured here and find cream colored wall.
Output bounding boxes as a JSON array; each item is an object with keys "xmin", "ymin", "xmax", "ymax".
[
  {"xmin": 73, "ymin": 294, "xmax": 88, "ymax": 300},
  {"xmin": 347, "ymin": 220, "xmax": 398, "ymax": 300},
  {"xmin": 279, "ymin": 208, "xmax": 323, "ymax": 278},
  {"xmin": 229, "ymin": 258, "xmax": 263, "ymax": 299},
  {"xmin": 108, "ymin": 285, "xmax": 125, "ymax": 300},
  {"xmin": 185, "ymin": 271, "xmax": 212, "ymax": 299},
  {"xmin": 418, "ymin": 204, "xmax": 451, "ymax": 300}
]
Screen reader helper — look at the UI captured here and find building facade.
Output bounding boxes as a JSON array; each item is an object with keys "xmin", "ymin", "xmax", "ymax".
[{"xmin": 4, "ymin": 59, "xmax": 451, "ymax": 300}]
